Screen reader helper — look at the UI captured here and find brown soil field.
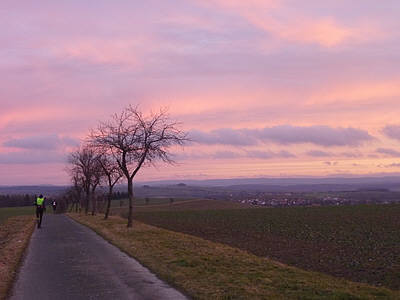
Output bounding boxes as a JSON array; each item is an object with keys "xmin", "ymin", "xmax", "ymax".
[
  {"xmin": 126, "ymin": 203, "xmax": 400, "ymax": 290},
  {"xmin": 112, "ymin": 198, "xmax": 253, "ymax": 213}
]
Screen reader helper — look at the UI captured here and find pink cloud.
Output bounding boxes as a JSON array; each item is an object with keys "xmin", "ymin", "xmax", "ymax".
[
  {"xmin": 376, "ymin": 148, "xmax": 400, "ymax": 157},
  {"xmin": 190, "ymin": 125, "xmax": 373, "ymax": 147},
  {"xmin": 306, "ymin": 150, "xmax": 331, "ymax": 157},
  {"xmin": 307, "ymin": 79, "xmax": 400, "ymax": 106},
  {"xmin": 177, "ymin": 149, "xmax": 296, "ymax": 160},
  {"xmin": 197, "ymin": 0, "xmax": 383, "ymax": 47},
  {"xmin": 3, "ymin": 134, "xmax": 78, "ymax": 151},
  {"xmin": 0, "ymin": 163, "xmax": 67, "ymax": 185},
  {"xmin": 275, "ymin": 18, "xmax": 377, "ymax": 47},
  {"xmin": 382, "ymin": 125, "xmax": 400, "ymax": 141},
  {"xmin": 0, "ymin": 150, "xmax": 66, "ymax": 165},
  {"xmin": 53, "ymin": 38, "xmax": 141, "ymax": 67},
  {"xmin": 0, "ymin": 107, "xmax": 68, "ymax": 131}
]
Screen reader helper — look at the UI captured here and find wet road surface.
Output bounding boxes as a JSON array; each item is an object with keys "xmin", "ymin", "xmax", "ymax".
[{"xmin": 10, "ymin": 214, "xmax": 188, "ymax": 300}]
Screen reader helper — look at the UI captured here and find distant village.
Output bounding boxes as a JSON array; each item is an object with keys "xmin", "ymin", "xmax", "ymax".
[
  {"xmin": 227, "ymin": 191, "xmax": 400, "ymax": 207},
  {"xmin": 131, "ymin": 184, "xmax": 400, "ymax": 208}
]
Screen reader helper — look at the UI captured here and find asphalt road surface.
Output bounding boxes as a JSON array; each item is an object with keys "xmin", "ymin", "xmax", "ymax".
[{"xmin": 9, "ymin": 214, "xmax": 188, "ymax": 300}]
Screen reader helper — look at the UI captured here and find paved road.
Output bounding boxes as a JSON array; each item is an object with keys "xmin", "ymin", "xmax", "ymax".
[{"xmin": 9, "ymin": 214, "xmax": 188, "ymax": 300}]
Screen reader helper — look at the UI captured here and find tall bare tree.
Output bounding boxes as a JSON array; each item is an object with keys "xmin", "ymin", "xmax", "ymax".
[
  {"xmin": 69, "ymin": 174, "xmax": 83, "ymax": 212},
  {"xmin": 90, "ymin": 105, "xmax": 187, "ymax": 227},
  {"xmin": 90, "ymin": 161, "xmax": 103, "ymax": 216},
  {"xmin": 68, "ymin": 145, "xmax": 103, "ymax": 215},
  {"xmin": 97, "ymin": 152, "xmax": 123, "ymax": 219}
]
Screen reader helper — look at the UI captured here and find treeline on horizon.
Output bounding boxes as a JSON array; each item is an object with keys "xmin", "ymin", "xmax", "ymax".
[
  {"xmin": 0, "ymin": 194, "xmax": 35, "ymax": 208},
  {"xmin": 0, "ymin": 192, "xmax": 129, "ymax": 208}
]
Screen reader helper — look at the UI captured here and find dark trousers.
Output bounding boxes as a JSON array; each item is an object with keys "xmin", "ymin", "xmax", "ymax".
[{"xmin": 36, "ymin": 207, "xmax": 44, "ymax": 228}]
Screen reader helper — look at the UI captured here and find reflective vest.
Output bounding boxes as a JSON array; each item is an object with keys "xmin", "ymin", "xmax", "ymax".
[{"xmin": 36, "ymin": 197, "xmax": 44, "ymax": 206}]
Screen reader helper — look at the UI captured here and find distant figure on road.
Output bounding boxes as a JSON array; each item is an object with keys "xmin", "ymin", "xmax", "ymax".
[
  {"xmin": 35, "ymin": 195, "xmax": 46, "ymax": 228},
  {"xmin": 51, "ymin": 200, "xmax": 57, "ymax": 213}
]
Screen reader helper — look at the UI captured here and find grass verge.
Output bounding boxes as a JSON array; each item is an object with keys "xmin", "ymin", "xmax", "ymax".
[
  {"xmin": 68, "ymin": 213, "xmax": 399, "ymax": 299},
  {"xmin": 0, "ymin": 206, "xmax": 35, "ymax": 224},
  {"xmin": 0, "ymin": 215, "xmax": 35, "ymax": 300}
]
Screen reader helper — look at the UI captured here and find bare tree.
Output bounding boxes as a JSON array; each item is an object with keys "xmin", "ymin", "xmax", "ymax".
[
  {"xmin": 68, "ymin": 175, "xmax": 83, "ymax": 212},
  {"xmin": 97, "ymin": 152, "xmax": 123, "ymax": 219},
  {"xmin": 90, "ymin": 160, "xmax": 103, "ymax": 216},
  {"xmin": 68, "ymin": 145, "xmax": 103, "ymax": 215},
  {"xmin": 90, "ymin": 105, "xmax": 187, "ymax": 227},
  {"xmin": 74, "ymin": 176, "xmax": 84, "ymax": 212}
]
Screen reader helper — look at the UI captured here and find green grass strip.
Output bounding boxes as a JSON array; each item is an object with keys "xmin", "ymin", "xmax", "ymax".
[{"xmin": 0, "ymin": 206, "xmax": 35, "ymax": 224}]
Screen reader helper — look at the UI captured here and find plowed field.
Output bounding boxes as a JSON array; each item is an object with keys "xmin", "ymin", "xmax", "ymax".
[{"xmin": 129, "ymin": 203, "xmax": 400, "ymax": 290}]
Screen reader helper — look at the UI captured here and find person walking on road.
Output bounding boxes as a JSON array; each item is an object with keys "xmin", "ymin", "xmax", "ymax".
[
  {"xmin": 51, "ymin": 200, "xmax": 57, "ymax": 213},
  {"xmin": 35, "ymin": 194, "xmax": 46, "ymax": 228}
]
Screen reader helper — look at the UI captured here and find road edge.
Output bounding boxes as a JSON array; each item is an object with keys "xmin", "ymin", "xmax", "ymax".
[
  {"xmin": 1, "ymin": 216, "xmax": 35, "ymax": 300},
  {"xmin": 66, "ymin": 213, "xmax": 192, "ymax": 299}
]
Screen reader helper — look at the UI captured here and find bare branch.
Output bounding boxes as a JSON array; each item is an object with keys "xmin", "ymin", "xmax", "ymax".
[{"xmin": 87, "ymin": 105, "xmax": 188, "ymax": 227}]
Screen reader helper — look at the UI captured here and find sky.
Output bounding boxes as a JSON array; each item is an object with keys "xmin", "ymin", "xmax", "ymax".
[{"xmin": 1, "ymin": 0, "xmax": 400, "ymax": 185}]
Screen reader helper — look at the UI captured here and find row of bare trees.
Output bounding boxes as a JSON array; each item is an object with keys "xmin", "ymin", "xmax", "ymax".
[{"xmin": 67, "ymin": 105, "xmax": 187, "ymax": 227}]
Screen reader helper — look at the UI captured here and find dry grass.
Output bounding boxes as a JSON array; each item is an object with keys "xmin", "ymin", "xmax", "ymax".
[
  {"xmin": 68, "ymin": 213, "xmax": 399, "ymax": 299},
  {"xmin": 0, "ymin": 216, "xmax": 35, "ymax": 300}
]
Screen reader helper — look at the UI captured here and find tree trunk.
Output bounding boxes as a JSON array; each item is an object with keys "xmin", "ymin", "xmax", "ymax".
[
  {"xmin": 91, "ymin": 184, "xmax": 99, "ymax": 216},
  {"xmin": 91, "ymin": 193, "xmax": 96, "ymax": 215},
  {"xmin": 79, "ymin": 196, "xmax": 83, "ymax": 213},
  {"xmin": 85, "ymin": 191, "xmax": 90, "ymax": 215},
  {"xmin": 104, "ymin": 186, "xmax": 113, "ymax": 220},
  {"xmin": 127, "ymin": 178, "xmax": 134, "ymax": 227}
]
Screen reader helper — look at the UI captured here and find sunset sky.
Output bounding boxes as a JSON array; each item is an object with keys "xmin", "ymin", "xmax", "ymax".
[{"xmin": 1, "ymin": 0, "xmax": 400, "ymax": 185}]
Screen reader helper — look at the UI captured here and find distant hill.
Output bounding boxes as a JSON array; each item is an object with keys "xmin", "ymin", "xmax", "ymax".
[
  {"xmin": 1, "ymin": 176, "xmax": 399, "ymax": 197},
  {"xmin": 138, "ymin": 176, "xmax": 400, "ymax": 189},
  {"xmin": 0, "ymin": 185, "xmax": 67, "ymax": 196}
]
